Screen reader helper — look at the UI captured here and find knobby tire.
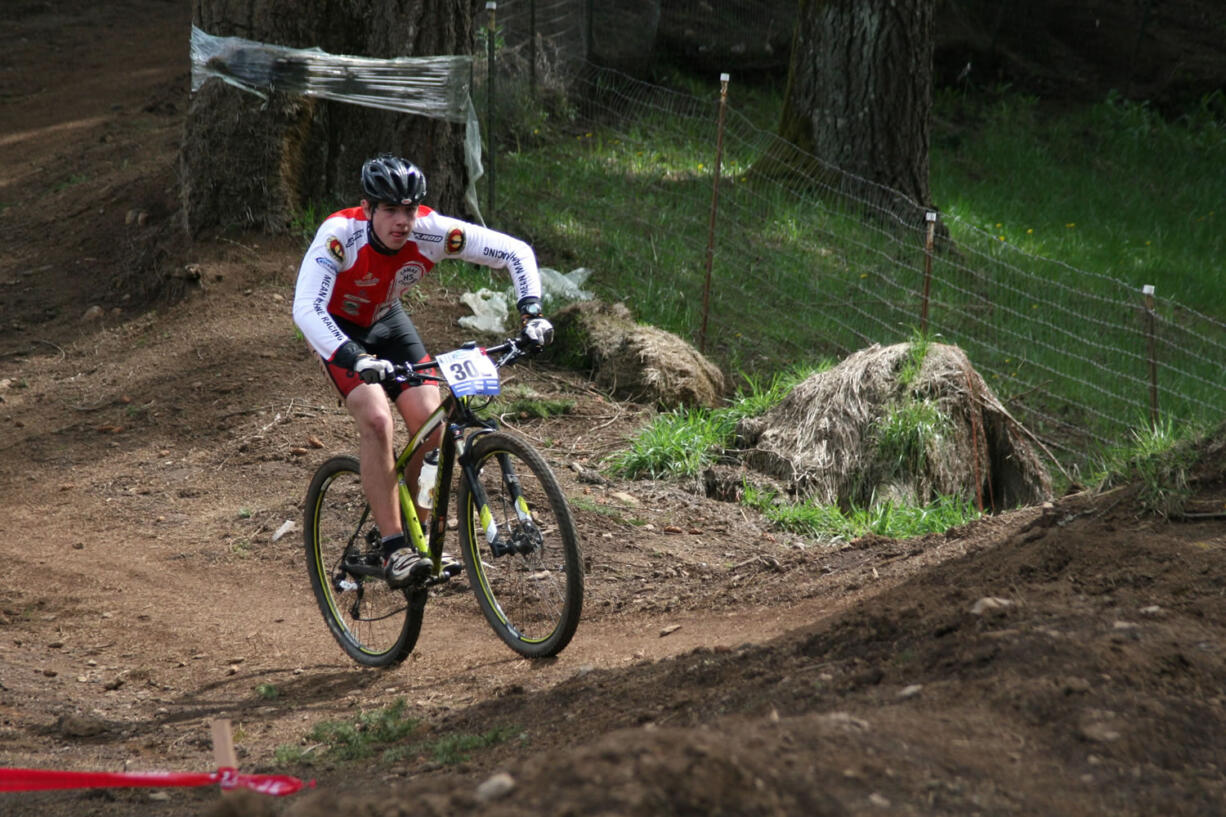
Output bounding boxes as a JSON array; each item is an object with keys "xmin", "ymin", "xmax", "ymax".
[
  {"xmin": 458, "ymin": 432, "xmax": 583, "ymax": 657},
  {"xmin": 304, "ymin": 455, "xmax": 424, "ymax": 667}
]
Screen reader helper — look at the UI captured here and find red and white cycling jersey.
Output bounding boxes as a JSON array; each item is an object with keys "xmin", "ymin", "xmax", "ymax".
[{"xmin": 292, "ymin": 205, "xmax": 541, "ymax": 362}]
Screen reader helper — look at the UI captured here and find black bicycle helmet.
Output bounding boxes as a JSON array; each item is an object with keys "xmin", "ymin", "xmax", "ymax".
[{"xmin": 360, "ymin": 154, "xmax": 427, "ymax": 206}]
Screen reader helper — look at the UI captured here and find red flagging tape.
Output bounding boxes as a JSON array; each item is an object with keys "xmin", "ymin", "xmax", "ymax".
[{"xmin": 0, "ymin": 767, "xmax": 314, "ymax": 796}]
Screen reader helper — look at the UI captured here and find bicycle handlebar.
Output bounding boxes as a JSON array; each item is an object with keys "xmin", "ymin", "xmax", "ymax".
[{"xmin": 386, "ymin": 334, "xmax": 534, "ymax": 387}]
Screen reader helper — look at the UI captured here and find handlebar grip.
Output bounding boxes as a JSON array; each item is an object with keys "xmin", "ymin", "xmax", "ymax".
[{"xmin": 359, "ymin": 368, "xmax": 382, "ymax": 384}]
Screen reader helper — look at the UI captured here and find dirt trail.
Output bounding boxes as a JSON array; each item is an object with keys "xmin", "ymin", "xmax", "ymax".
[{"xmin": 2, "ymin": 4, "xmax": 1226, "ymax": 816}]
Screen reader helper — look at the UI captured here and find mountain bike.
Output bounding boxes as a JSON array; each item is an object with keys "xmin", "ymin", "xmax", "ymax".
[{"xmin": 303, "ymin": 335, "xmax": 583, "ymax": 667}]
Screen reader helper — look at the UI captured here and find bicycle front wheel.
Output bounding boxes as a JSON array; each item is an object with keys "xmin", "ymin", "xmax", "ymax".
[
  {"xmin": 458, "ymin": 432, "xmax": 583, "ymax": 658},
  {"xmin": 304, "ymin": 455, "xmax": 424, "ymax": 667}
]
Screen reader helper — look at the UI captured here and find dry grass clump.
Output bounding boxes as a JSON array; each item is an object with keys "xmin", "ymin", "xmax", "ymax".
[{"xmin": 736, "ymin": 342, "xmax": 1051, "ymax": 511}]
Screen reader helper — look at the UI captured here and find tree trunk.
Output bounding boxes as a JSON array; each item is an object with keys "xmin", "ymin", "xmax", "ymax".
[
  {"xmin": 182, "ymin": 0, "xmax": 474, "ymax": 236},
  {"xmin": 774, "ymin": 0, "xmax": 934, "ymax": 222}
]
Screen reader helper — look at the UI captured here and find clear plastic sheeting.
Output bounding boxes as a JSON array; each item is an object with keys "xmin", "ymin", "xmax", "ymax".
[
  {"xmin": 190, "ymin": 25, "xmax": 472, "ymax": 120},
  {"xmin": 189, "ymin": 25, "xmax": 485, "ymax": 220}
]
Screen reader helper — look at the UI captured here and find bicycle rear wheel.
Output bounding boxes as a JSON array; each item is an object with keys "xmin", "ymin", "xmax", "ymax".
[
  {"xmin": 304, "ymin": 455, "xmax": 424, "ymax": 667},
  {"xmin": 458, "ymin": 432, "xmax": 583, "ymax": 657}
]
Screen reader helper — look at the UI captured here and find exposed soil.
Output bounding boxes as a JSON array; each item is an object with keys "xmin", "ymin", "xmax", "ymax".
[{"xmin": 2, "ymin": 3, "xmax": 1225, "ymax": 816}]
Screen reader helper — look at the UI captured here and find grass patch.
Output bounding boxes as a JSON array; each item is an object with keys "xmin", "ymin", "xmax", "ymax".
[
  {"xmin": 898, "ymin": 330, "xmax": 933, "ymax": 388},
  {"xmin": 569, "ymin": 495, "xmax": 642, "ymax": 525},
  {"xmin": 873, "ymin": 399, "xmax": 949, "ymax": 477},
  {"xmin": 419, "ymin": 726, "xmax": 522, "ymax": 766},
  {"xmin": 491, "ymin": 385, "xmax": 575, "ymax": 419},
  {"xmin": 1092, "ymin": 418, "xmax": 1202, "ymax": 517},
  {"xmin": 607, "ymin": 407, "xmax": 736, "ymax": 480},
  {"xmin": 608, "ymin": 363, "xmax": 824, "ymax": 480},
  {"xmin": 298, "ymin": 699, "xmax": 421, "ymax": 763},
  {"xmin": 273, "ymin": 699, "xmax": 520, "ymax": 768},
  {"xmin": 932, "ymin": 89, "xmax": 1225, "ymax": 311},
  {"xmin": 743, "ymin": 483, "xmax": 981, "ymax": 540}
]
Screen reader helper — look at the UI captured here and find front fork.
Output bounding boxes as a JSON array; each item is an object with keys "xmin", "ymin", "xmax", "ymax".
[{"xmin": 460, "ymin": 443, "xmax": 537, "ymax": 557}]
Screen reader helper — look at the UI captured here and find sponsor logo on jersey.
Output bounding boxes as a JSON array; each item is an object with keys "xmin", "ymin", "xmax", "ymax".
[
  {"xmin": 396, "ymin": 261, "xmax": 427, "ymax": 286},
  {"xmin": 482, "ymin": 246, "xmax": 511, "ymax": 261},
  {"xmin": 353, "ymin": 272, "xmax": 380, "ymax": 288},
  {"xmin": 341, "ymin": 293, "xmax": 371, "ymax": 316},
  {"xmin": 327, "ymin": 236, "xmax": 344, "ymax": 262},
  {"xmin": 445, "ymin": 227, "xmax": 466, "ymax": 254},
  {"xmin": 412, "ymin": 230, "xmax": 442, "ymax": 244},
  {"xmin": 315, "ymin": 257, "xmax": 339, "ymax": 274}
]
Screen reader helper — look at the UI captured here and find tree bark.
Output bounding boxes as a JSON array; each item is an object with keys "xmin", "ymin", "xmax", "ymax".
[
  {"xmin": 774, "ymin": 0, "xmax": 934, "ymax": 222},
  {"xmin": 182, "ymin": 0, "xmax": 474, "ymax": 236}
]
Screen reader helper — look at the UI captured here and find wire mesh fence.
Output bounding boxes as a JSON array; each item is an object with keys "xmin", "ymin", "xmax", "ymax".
[{"xmin": 469, "ymin": 0, "xmax": 1226, "ymax": 471}]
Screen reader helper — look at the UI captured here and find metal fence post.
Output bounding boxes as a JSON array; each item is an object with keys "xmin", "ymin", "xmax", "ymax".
[
  {"xmin": 1143, "ymin": 283, "xmax": 1158, "ymax": 429},
  {"xmin": 921, "ymin": 210, "xmax": 936, "ymax": 334},
  {"xmin": 486, "ymin": 1, "xmax": 497, "ymax": 221},
  {"xmin": 699, "ymin": 72, "xmax": 730, "ymax": 354}
]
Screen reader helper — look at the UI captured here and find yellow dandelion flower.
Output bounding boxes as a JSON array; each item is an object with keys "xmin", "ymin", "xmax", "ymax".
[{"xmin": 1065, "ymin": 222, "xmax": 1076, "ymax": 228}]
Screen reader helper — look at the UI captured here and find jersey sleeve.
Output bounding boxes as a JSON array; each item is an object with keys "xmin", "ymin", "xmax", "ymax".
[
  {"xmin": 422, "ymin": 213, "xmax": 542, "ymax": 307},
  {"xmin": 292, "ymin": 216, "xmax": 353, "ymax": 361}
]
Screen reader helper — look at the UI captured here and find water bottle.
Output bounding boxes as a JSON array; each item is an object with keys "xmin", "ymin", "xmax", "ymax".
[{"xmin": 416, "ymin": 448, "xmax": 439, "ymax": 509}]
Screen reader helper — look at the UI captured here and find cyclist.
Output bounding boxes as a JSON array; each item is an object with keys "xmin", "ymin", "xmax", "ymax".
[{"xmin": 292, "ymin": 154, "xmax": 554, "ymax": 586}]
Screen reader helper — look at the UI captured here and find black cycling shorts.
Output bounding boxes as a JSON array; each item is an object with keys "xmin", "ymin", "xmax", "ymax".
[{"xmin": 322, "ymin": 306, "xmax": 431, "ymax": 400}]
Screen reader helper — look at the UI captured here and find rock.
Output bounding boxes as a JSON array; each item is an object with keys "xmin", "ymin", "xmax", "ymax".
[
  {"xmin": 971, "ymin": 597, "xmax": 1013, "ymax": 615},
  {"xmin": 82, "ymin": 305, "xmax": 104, "ymax": 322},
  {"xmin": 736, "ymin": 342, "xmax": 1051, "ymax": 509},
  {"xmin": 475, "ymin": 772, "xmax": 515, "ymax": 802},
  {"xmin": 548, "ymin": 300, "xmax": 727, "ymax": 409},
  {"xmin": 56, "ymin": 714, "xmax": 109, "ymax": 738}
]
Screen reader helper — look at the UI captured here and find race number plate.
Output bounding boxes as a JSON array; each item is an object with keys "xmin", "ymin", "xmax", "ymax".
[{"xmin": 435, "ymin": 347, "xmax": 500, "ymax": 397}]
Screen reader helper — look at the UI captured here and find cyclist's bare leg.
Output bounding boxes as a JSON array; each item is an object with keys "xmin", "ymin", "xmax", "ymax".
[
  {"xmin": 394, "ymin": 383, "xmax": 443, "ymax": 526},
  {"xmin": 345, "ymin": 382, "xmax": 402, "ymax": 539}
]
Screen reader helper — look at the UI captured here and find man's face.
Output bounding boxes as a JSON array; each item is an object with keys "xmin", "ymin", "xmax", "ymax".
[{"xmin": 364, "ymin": 200, "xmax": 417, "ymax": 250}]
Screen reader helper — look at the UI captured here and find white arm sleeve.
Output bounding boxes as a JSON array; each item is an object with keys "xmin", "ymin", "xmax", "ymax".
[
  {"xmin": 422, "ymin": 213, "xmax": 542, "ymax": 306},
  {"xmin": 292, "ymin": 217, "xmax": 352, "ymax": 360}
]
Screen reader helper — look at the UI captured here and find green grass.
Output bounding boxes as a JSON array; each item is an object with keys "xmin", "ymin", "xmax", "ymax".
[
  {"xmin": 607, "ymin": 363, "xmax": 821, "ymax": 480},
  {"xmin": 272, "ymin": 698, "xmax": 521, "ymax": 768},
  {"xmin": 1091, "ymin": 417, "xmax": 1203, "ymax": 518},
  {"xmin": 607, "ymin": 406, "xmax": 735, "ymax": 480},
  {"xmin": 418, "ymin": 726, "xmax": 522, "ymax": 766},
  {"xmin": 743, "ymin": 484, "xmax": 982, "ymax": 540},
  {"xmin": 489, "ymin": 385, "xmax": 575, "ymax": 419},
  {"xmin": 931, "ymin": 88, "xmax": 1225, "ymax": 311},
  {"xmin": 872, "ymin": 398, "xmax": 948, "ymax": 478}
]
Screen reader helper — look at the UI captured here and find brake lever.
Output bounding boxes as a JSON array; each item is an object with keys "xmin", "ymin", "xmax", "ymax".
[{"xmin": 494, "ymin": 338, "xmax": 525, "ymax": 369}]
